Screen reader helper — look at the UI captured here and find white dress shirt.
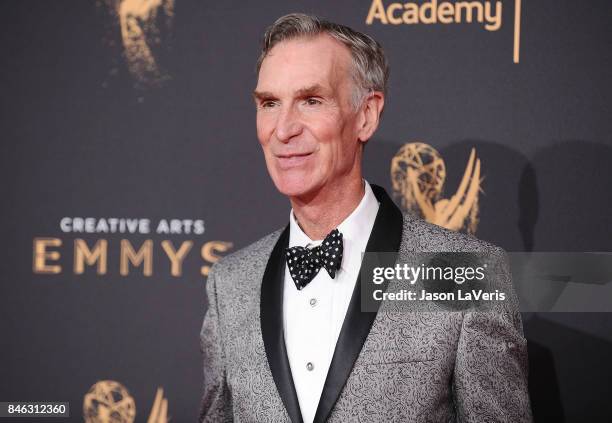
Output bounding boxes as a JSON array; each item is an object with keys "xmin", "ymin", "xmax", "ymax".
[{"xmin": 282, "ymin": 181, "xmax": 379, "ymax": 423}]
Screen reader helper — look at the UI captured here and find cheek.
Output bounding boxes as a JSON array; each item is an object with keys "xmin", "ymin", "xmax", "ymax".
[
  {"xmin": 256, "ymin": 114, "xmax": 275, "ymax": 146},
  {"xmin": 311, "ymin": 119, "xmax": 349, "ymax": 167}
]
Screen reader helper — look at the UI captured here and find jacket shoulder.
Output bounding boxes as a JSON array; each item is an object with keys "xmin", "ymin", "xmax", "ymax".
[
  {"xmin": 401, "ymin": 212, "xmax": 502, "ymax": 254},
  {"xmin": 209, "ymin": 227, "xmax": 285, "ymax": 281}
]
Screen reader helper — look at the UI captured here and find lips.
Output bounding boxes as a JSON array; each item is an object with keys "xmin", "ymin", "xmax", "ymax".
[{"xmin": 276, "ymin": 152, "xmax": 313, "ymax": 169}]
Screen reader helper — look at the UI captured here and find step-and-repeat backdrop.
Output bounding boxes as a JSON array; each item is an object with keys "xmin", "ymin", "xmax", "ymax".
[{"xmin": 1, "ymin": 1, "xmax": 611, "ymax": 421}]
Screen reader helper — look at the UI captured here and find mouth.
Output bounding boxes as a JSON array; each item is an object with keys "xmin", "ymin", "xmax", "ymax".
[{"xmin": 276, "ymin": 152, "xmax": 313, "ymax": 169}]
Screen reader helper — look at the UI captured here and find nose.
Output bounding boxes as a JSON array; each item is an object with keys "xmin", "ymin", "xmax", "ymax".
[{"xmin": 274, "ymin": 104, "xmax": 303, "ymax": 143}]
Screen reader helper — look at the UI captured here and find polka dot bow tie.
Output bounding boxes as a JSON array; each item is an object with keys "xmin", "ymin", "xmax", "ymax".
[{"xmin": 285, "ymin": 229, "xmax": 344, "ymax": 290}]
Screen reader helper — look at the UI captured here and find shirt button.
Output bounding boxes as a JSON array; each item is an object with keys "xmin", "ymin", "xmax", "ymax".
[
  {"xmin": 309, "ymin": 298, "xmax": 317, "ymax": 307},
  {"xmin": 306, "ymin": 362, "xmax": 314, "ymax": 371}
]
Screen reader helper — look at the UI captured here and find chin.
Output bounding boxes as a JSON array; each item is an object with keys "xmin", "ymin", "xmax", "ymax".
[{"xmin": 270, "ymin": 171, "xmax": 319, "ymax": 199}]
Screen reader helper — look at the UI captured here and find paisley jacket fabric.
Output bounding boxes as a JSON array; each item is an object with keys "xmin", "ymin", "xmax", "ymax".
[{"xmin": 199, "ymin": 185, "xmax": 532, "ymax": 423}]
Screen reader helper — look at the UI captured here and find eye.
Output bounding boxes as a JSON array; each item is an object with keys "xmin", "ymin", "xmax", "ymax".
[
  {"xmin": 259, "ymin": 100, "xmax": 278, "ymax": 109},
  {"xmin": 305, "ymin": 97, "xmax": 322, "ymax": 106}
]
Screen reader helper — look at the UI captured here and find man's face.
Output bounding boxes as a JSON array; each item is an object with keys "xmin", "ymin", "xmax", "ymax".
[{"xmin": 254, "ymin": 35, "xmax": 364, "ymax": 199}]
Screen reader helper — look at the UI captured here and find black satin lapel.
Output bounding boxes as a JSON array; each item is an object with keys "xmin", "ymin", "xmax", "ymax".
[
  {"xmin": 313, "ymin": 184, "xmax": 404, "ymax": 423},
  {"xmin": 260, "ymin": 225, "xmax": 303, "ymax": 423}
]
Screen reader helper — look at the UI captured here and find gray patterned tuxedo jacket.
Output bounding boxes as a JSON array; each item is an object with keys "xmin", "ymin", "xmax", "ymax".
[{"xmin": 199, "ymin": 185, "xmax": 532, "ymax": 423}]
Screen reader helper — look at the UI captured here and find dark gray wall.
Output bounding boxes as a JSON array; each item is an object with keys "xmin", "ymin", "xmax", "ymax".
[{"xmin": 1, "ymin": 1, "xmax": 610, "ymax": 421}]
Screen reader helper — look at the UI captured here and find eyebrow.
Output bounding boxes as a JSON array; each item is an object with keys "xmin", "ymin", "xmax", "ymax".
[
  {"xmin": 252, "ymin": 84, "xmax": 327, "ymax": 101},
  {"xmin": 295, "ymin": 84, "xmax": 326, "ymax": 97},
  {"xmin": 252, "ymin": 90, "xmax": 274, "ymax": 101}
]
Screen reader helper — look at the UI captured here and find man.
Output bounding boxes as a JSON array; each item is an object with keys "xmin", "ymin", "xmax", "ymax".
[{"xmin": 200, "ymin": 13, "xmax": 532, "ymax": 423}]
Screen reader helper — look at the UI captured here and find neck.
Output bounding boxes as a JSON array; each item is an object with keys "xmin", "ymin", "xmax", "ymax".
[{"xmin": 290, "ymin": 175, "xmax": 365, "ymax": 240}]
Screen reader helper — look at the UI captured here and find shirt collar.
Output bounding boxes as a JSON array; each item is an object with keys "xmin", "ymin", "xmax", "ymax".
[{"xmin": 288, "ymin": 180, "xmax": 380, "ymax": 273}]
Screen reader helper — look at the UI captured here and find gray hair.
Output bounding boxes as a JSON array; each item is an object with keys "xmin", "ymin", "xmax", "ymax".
[{"xmin": 256, "ymin": 13, "xmax": 389, "ymax": 108}]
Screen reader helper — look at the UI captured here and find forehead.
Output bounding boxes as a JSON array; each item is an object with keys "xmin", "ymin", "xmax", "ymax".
[{"xmin": 256, "ymin": 34, "xmax": 353, "ymax": 94}]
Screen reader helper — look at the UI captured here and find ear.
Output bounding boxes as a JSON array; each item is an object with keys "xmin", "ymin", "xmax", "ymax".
[{"xmin": 357, "ymin": 91, "xmax": 385, "ymax": 143}]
